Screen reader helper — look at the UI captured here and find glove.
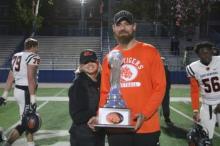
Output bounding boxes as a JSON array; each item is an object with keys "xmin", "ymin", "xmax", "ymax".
[
  {"xmin": 0, "ymin": 97, "xmax": 6, "ymax": 106},
  {"xmin": 214, "ymin": 104, "xmax": 220, "ymax": 114},
  {"xmin": 23, "ymin": 103, "xmax": 37, "ymax": 115}
]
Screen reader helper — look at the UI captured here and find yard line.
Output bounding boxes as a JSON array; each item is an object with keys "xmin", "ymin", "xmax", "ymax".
[
  {"xmin": 15, "ymin": 130, "xmax": 69, "ymax": 141},
  {"xmin": 170, "ymin": 105, "xmax": 220, "ymax": 137},
  {"xmin": 13, "ymin": 130, "xmax": 108, "ymax": 146},
  {"xmin": 4, "ymin": 97, "xmax": 192, "ymax": 102},
  {"xmin": 7, "ymin": 96, "xmax": 68, "ymax": 101},
  {"xmin": 12, "ymin": 130, "xmax": 69, "ymax": 146},
  {"xmin": 54, "ymin": 88, "xmax": 67, "ymax": 96},
  {"xmin": 4, "ymin": 88, "xmax": 67, "ymax": 135}
]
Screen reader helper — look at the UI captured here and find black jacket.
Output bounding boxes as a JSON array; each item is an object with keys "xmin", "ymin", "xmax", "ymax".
[{"xmin": 68, "ymin": 72, "xmax": 101, "ymax": 125}]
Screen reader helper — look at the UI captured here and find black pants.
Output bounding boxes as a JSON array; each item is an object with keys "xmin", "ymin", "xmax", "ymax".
[
  {"xmin": 107, "ymin": 131, "xmax": 160, "ymax": 146},
  {"xmin": 69, "ymin": 124, "xmax": 105, "ymax": 146},
  {"xmin": 162, "ymin": 89, "xmax": 170, "ymax": 119}
]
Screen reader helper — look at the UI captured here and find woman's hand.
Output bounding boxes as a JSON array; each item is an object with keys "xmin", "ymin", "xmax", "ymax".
[{"xmin": 87, "ymin": 116, "xmax": 98, "ymax": 131}]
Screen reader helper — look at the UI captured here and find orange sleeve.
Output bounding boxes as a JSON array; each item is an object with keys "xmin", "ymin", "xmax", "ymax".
[
  {"xmin": 142, "ymin": 51, "xmax": 166, "ymax": 119},
  {"xmin": 99, "ymin": 56, "xmax": 111, "ymax": 107},
  {"xmin": 189, "ymin": 77, "xmax": 200, "ymax": 111}
]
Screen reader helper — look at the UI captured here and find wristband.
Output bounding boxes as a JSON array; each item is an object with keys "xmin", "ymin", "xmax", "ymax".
[
  {"xmin": 30, "ymin": 95, "xmax": 36, "ymax": 104},
  {"xmin": 193, "ymin": 109, "xmax": 199, "ymax": 113},
  {"xmin": 2, "ymin": 91, "xmax": 8, "ymax": 99}
]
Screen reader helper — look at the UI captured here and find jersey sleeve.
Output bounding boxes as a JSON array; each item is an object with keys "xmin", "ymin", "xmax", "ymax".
[
  {"xmin": 189, "ymin": 77, "xmax": 200, "ymax": 111},
  {"xmin": 26, "ymin": 54, "xmax": 40, "ymax": 66},
  {"xmin": 186, "ymin": 64, "xmax": 195, "ymax": 78},
  {"xmin": 186, "ymin": 64, "xmax": 200, "ymax": 111}
]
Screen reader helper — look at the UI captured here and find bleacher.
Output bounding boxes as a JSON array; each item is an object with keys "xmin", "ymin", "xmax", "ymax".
[
  {"xmin": 0, "ymin": 35, "xmax": 204, "ymax": 84},
  {"xmin": 0, "ymin": 36, "xmax": 101, "ymax": 70},
  {"xmin": 35, "ymin": 36, "xmax": 101, "ymax": 70},
  {"xmin": 0, "ymin": 36, "xmax": 23, "ymax": 68},
  {"xmin": 0, "ymin": 35, "xmax": 204, "ymax": 72}
]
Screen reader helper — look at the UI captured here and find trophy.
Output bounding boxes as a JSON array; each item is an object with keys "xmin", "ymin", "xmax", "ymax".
[{"xmin": 95, "ymin": 50, "xmax": 133, "ymax": 129}]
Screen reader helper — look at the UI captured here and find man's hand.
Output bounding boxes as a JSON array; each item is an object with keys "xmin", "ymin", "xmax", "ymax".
[
  {"xmin": 23, "ymin": 103, "xmax": 37, "ymax": 115},
  {"xmin": 214, "ymin": 104, "xmax": 220, "ymax": 114},
  {"xmin": 134, "ymin": 113, "xmax": 145, "ymax": 131},
  {"xmin": 0, "ymin": 97, "xmax": 6, "ymax": 106},
  {"xmin": 87, "ymin": 116, "xmax": 98, "ymax": 131},
  {"xmin": 193, "ymin": 111, "xmax": 200, "ymax": 122}
]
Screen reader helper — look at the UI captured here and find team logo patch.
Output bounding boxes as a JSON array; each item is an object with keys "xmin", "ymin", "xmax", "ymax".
[
  {"xmin": 83, "ymin": 51, "xmax": 93, "ymax": 56},
  {"xmin": 121, "ymin": 64, "xmax": 138, "ymax": 81}
]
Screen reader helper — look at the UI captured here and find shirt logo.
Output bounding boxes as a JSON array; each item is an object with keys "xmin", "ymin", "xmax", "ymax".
[
  {"xmin": 120, "ymin": 64, "xmax": 141, "ymax": 87},
  {"xmin": 121, "ymin": 64, "xmax": 138, "ymax": 81},
  {"xmin": 83, "ymin": 51, "xmax": 93, "ymax": 56}
]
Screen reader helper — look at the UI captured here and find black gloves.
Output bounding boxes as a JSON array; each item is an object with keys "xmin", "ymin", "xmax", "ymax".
[{"xmin": 24, "ymin": 103, "xmax": 37, "ymax": 115}]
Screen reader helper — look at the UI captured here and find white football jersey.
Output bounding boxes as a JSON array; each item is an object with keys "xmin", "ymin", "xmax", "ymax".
[
  {"xmin": 186, "ymin": 56, "xmax": 220, "ymax": 105},
  {"xmin": 11, "ymin": 51, "xmax": 40, "ymax": 86}
]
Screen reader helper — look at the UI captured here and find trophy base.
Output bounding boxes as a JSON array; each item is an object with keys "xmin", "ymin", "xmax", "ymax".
[
  {"xmin": 95, "ymin": 124, "xmax": 134, "ymax": 129},
  {"xmin": 94, "ymin": 124, "xmax": 134, "ymax": 133},
  {"xmin": 98, "ymin": 108, "xmax": 131, "ymax": 125}
]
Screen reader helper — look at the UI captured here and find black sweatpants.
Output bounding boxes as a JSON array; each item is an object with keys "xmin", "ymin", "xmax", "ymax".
[
  {"xmin": 107, "ymin": 131, "xmax": 160, "ymax": 146},
  {"xmin": 162, "ymin": 88, "xmax": 170, "ymax": 119},
  {"xmin": 69, "ymin": 124, "xmax": 105, "ymax": 146}
]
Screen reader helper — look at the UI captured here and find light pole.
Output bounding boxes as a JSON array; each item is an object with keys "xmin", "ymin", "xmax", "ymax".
[
  {"xmin": 31, "ymin": 0, "xmax": 40, "ymax": 37},
  {"xmin": 80, "ymin": 0, "xmax": 86, "ymax": 35}
]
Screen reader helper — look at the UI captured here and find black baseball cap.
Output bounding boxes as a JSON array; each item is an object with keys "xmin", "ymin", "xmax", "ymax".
[
  {"xmin": 80, "ymin": 49, "xmax": 97, "ymax": 64},
  {"xmin": 113, "ymin": 10, "xmax": 134, "ymax": 24}
]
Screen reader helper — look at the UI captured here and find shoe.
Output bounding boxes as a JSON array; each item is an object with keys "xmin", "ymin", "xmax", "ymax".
[
  {"xmin": 0, "ymin": 134, "xmax": 3, "ymax": 142},
  {"xmin": 165, "ymin": 118, "xmax": 174, "ymax": 126},
  {"xmin": 0, "ymin": 133, "xmax": 6, "ymax": 143}
]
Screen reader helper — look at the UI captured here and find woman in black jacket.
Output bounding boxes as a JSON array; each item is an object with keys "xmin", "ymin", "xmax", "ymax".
[{"xmin": 68, "ymin": 49, "xmax": 105, "ymax": 146}]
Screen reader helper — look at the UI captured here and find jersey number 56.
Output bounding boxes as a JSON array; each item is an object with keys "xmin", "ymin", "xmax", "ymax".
[{"xmin": 202, "ymin": 77, "xmax": 220, "ymax": 93}]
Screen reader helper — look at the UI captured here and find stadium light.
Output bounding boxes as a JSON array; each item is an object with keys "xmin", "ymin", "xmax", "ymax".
[{"xmin": 80, "ymin": 0, "xmax": 86, "ymax": 5}]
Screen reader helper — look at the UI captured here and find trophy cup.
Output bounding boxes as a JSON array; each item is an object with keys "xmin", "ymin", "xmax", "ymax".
[{"xmin": 95, "ymin": 50, "xmax": 133, "ymax": 129}]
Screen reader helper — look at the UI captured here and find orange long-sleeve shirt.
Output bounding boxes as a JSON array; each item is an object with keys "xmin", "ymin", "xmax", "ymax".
[{"xmin": 99, "ymin": 41, "xmax": 166, "ymax": 133}]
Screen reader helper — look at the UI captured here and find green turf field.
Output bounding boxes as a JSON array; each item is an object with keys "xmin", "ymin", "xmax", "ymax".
[{"xmin": 0, "ymin": 86, "xmax": 220, "ymax": 146}]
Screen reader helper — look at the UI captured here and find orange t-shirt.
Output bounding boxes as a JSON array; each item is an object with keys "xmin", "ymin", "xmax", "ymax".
[{"xmin": 99, "ymin": 41, "xmax": 166, "ymax": 133}]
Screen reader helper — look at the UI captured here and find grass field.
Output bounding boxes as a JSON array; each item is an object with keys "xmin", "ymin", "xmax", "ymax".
[{"xmin": 0, "ymin": 85, "xmax": 220, "ymax": 146}]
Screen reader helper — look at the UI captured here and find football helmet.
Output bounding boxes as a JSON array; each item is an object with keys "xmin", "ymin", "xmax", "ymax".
[
  {"xmin": 187, "ymin": 124, "xmax": 212, "ymax": 146},
  {"xmin": 22, "ymin": 112, "xmax": 42, "ymax": 133}
]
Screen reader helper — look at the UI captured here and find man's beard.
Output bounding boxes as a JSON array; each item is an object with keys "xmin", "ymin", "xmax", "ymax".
[{"xmin": 115, "ymin": 32, "xmax": 134, "ymax": 45}]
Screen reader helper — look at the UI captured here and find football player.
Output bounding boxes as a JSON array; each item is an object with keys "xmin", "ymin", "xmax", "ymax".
[
  {"xmin": 0, "ymin": 38, "xmax": 40, "ymax": 146},
  {"xmin": 186, "ymin": 41, "xmax": 220, "ymax": 142}
]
